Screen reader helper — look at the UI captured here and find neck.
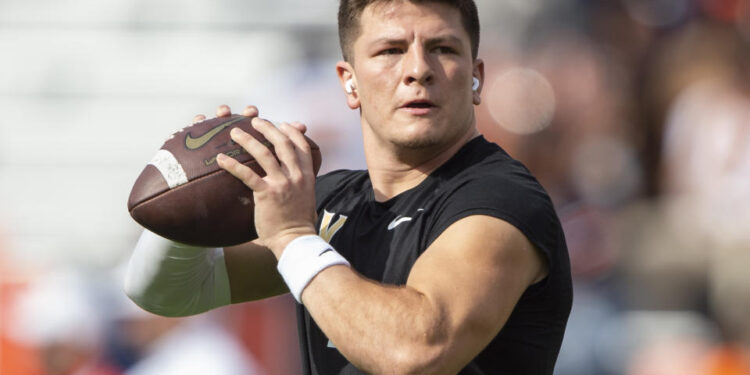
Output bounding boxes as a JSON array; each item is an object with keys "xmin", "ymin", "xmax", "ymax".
[{"xmin": 363, "ymin": 127, "xmax": 479, "ymax": 202}]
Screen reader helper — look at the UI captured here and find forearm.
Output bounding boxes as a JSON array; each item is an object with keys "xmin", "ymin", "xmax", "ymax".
[
  {"xmin": 301, "ymin": 266, "xmax": 452, "ymax": 374},
  {"xmin": 223, "ymin": 241, "xmax": 290, "ymax": 303},
  {"xmin": 124, "ymin": 230, "xmax": 231, "ymax": 317}
]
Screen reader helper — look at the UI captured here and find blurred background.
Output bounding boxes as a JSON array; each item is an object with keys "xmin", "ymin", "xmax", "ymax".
[{"xmin": 1, "ymin": 0, "xmax": 749, "ymax": 374}]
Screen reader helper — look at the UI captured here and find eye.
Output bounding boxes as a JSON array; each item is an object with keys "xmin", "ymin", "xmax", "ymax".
[
  {"xmin": 433, "ymin": 46, "xmax": 456, "ymax": 54},
  {"xmin": 379, "ymin": 47, "xmax": 403, "ymax": 55}
]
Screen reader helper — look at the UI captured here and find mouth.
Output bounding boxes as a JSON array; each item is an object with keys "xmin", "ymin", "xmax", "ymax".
[
  {"xmin": 399, "ymin": 100, "xmax": 439, "ymax": 116},
  {"xmin": 401, "ymin": 100, "xmax": 437, "ymax": 109}
]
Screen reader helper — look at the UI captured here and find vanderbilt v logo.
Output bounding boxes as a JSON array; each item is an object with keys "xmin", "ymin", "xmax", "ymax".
[{"xmin": 319, "ymin": 210, "xmax": 348, "ymax": 243}]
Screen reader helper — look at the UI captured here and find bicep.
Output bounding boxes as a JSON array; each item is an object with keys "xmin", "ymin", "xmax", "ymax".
[
  {"xmin": 224, "ymin": 240, "xmax": 289, "ymax": 303},
  {"xmin": 406, "ymin": 215, "xmax": 548, "ymax": 369}
]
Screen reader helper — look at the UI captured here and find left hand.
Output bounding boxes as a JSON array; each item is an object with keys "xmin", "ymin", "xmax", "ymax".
[{"xmin": 217, "ymin": 117, "xmax": 318, "ymax": 258}]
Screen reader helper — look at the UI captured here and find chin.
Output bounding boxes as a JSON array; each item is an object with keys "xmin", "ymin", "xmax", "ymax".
[
  {"xmin": 395, "ymin": 139, "xmax": 438, "ymax": 150},
  {"xmin": 389, "ymin": 121, "xmax": 444, "ymax": 148},
  {"xmin": 391, "ymin": 132, "xmax": 444, "ymax": 150}
]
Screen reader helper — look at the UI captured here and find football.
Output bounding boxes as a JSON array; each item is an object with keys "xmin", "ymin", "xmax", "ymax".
[{"xmin": 127, "ymin": 115, "xmax": 322, "ymax": 247}]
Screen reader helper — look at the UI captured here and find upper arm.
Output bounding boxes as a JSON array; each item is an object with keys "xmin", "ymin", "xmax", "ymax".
[
  {"xmin": 224, "ymin": 240, "xmax": 289, "ymax": 303},
  {"xmin": 406, "ymin": 214, "xmax": 548, "ymax": 371}
]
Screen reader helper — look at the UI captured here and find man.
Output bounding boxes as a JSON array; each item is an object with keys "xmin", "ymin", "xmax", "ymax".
[{"xmin": 125, "ymin": 1, "xmax": 572, "ymax": 373}]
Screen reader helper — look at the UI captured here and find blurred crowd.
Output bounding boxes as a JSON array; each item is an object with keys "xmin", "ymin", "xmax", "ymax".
[
  {"xmin": 1, "ymin": 0, "xmax": 749, "ymax": 374},
  {"xmin": 475, "ymin": 1, "xmax": 750, "ymax": 374}
]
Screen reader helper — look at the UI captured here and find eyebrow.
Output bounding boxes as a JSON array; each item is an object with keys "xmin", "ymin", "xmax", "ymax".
[{"xmin": 369, "ymin": 35, "xmax": 464, "ymax": 47}]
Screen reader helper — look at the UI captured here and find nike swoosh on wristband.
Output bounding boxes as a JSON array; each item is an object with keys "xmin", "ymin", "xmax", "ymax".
[
  {"xmin": 318, "ymin": 248, "xmax": 333, "ymax": 256},
  {"xmin": 185, "ymin": 116, "xmax": 246, "ymax": 150}
]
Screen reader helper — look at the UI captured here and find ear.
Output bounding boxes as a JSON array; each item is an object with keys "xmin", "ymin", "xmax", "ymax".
[
  {"xmin": 336, "ymin": 61, "xmax": 360, "ymax": 110},
  {"xmin": 472, "ymin": 58, "xmax": 485, "ymax": 106}
]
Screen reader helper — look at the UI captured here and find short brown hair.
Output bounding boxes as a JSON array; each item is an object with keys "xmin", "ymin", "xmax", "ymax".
[{"xmin": 338, "ymin": 0, "xmax": 480, "ymax": 62}]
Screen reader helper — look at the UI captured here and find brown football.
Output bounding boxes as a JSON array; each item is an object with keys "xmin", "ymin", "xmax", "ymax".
[{"xmin": 127, "ymin": 115, "xmax": 322, "ymax": 247}]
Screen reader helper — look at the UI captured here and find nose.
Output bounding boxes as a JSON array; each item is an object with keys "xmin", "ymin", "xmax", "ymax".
[{"xmin": 403, "ymin": 44, "xmax": 434, "ymax": 87}]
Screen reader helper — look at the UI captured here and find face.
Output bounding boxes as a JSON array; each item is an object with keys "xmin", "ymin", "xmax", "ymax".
[{"xmin": 338, "ymin": 1, "xmax": 483, "ymax": 151}]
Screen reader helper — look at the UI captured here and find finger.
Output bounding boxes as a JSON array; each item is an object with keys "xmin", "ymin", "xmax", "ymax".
[
  {"xmin": 216, "ymin": 105, "xmax": 232, "ymax": 118},
  {"xmin": 252, "ymin": 118, "xmax": 301, "ymax": 177},
  {"xmin": 289, "ymin": 121, "xmax": 307, "ymax": 134},
  {"xmin": 229, "ymin": 126, "xmax": 283, "ymax": 178},
  {"xmin": 280, "ymin": 123, "xmax": 313, "ymax": 174},
  {"xmin": 193, "ymin": 114, "xmax": 206, "ymax": 124},
  {"xmin": 242, "ymin": 105, "xmax": 259, "ymax": 118},
  {"xmin": 217, "ymin": 153, "xmax": 267, "ymax": 191}
]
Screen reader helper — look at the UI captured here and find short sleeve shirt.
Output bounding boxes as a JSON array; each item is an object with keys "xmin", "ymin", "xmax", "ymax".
[{"xmin": 297, "ymin": 136, "xmax": 573, "ymax": 374}]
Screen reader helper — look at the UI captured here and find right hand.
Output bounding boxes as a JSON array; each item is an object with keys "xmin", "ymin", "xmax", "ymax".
[
  {"xmin": 192, "ymin": 104, "xmax": 308, "ymax": 134},
  {"xmin": 192, "ymin": 104, "xmax": 258, "ymax": 124}
]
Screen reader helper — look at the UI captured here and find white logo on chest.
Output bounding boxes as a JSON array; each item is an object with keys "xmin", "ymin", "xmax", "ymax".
[{"xmin": 387, "ymin": 208, "xmax": 424, "ymax": 231}]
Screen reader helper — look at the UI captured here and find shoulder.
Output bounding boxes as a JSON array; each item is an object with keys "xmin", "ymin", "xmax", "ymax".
[
  {"xmin": 451, "ymin": 162, "xmax": 554, "ymax": 223},
  {"xmin": 426, "ymin": 137, "xmax": 565, "ymax": 268},
  {"xmin": 434, "ymin": 136, "xmax": 547, "ymax": 197},
  {"xmin": 433, "ymin": 137, "xmax": 555, "ymax": 226}
]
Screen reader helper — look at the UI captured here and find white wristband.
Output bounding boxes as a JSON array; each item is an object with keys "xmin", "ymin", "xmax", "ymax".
[{"xmin": 276, "ymin": 235, "xmax": 350, "ymax": 303}]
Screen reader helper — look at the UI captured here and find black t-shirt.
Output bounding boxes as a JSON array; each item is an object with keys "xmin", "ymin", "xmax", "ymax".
[{"xmin": 297, "ymin": 136, "xmax": 572, "ymax": 374}]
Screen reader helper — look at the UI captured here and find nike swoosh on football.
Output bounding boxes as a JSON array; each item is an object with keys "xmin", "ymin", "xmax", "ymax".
[
  {"xmin": 185, "ymin": 117, "xmax": 246, "ymax": 150},
  {"xmin": 387, "ymin": 216, "xmax": 413, "ymax": 230}
]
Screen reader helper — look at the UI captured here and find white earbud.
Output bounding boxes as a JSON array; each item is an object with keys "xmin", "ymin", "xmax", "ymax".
[
  {"xmin": 472, "ymin": 77, "xmax": 480, "ymax": 91},
  {"xmin": 345, "ymin": 79, "xmax": 355, "ymax": 94}
]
